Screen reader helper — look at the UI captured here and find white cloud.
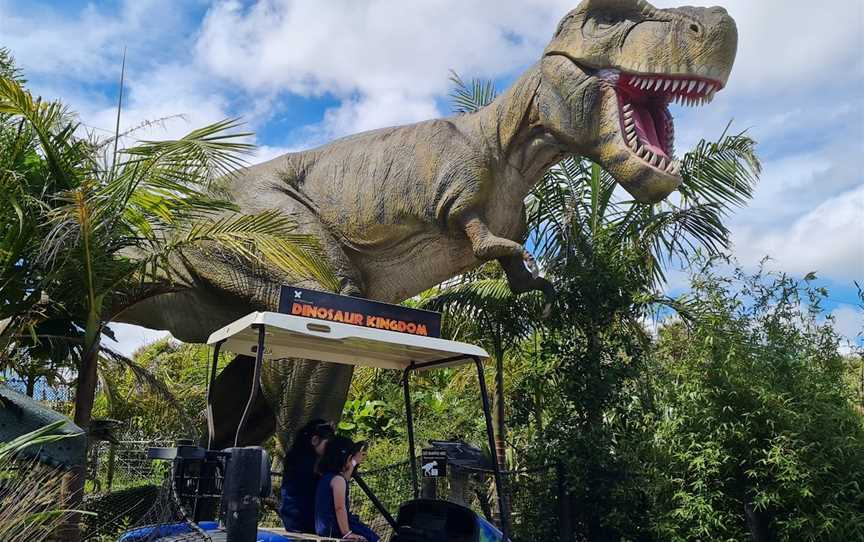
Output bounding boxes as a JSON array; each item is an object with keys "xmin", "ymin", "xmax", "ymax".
[
  {"xmin": 194, "ymin": 0, "xmax": 571, "ymax": 137},
  {"xmin": 106, "ymin": 323, "xmax": 172, "ymax": 358},
  {"xmin": 654, "ymin": 0, "xmax": 864, "ymax": 93},
  {"xmin": 0, "ymin": 0, "xmax": 192, "ymax": 82},
  {"xmin": 732, "ymin": 185, "xmax": 864, "ymax": 282},
  {"xmin": 832, "ymin": 305, "xmax": 864, "ymax": 346}
]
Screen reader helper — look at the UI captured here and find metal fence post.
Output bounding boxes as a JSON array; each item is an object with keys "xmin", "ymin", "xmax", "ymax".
[{"xmin": 106, "ymin": 442, "xmax": 116, "ymax": 491}]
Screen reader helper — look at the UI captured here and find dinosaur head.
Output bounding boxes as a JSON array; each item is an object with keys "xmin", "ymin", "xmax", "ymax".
[{"xmin": 539, "ymin": 0, "xmax": 738, "ymax": 202}]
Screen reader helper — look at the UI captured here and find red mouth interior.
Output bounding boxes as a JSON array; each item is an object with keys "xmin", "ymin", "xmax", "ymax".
[
  {"xmin": 616, "ymin": 73, "xmax": 722, "ymax": 170},
  {"xmin": 630, "ymin": 99, "xmax": 669, "ymax": 157}
]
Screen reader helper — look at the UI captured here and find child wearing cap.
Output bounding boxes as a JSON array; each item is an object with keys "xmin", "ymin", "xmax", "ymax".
[{"xmin": 314, "ymin": 435, "xmax": 380, "ymax": 541}]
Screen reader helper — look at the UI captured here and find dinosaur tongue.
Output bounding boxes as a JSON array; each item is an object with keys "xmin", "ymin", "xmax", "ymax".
[{"xmin": 631, "ymin": 102, "xmax": 666, "ymax": 157}]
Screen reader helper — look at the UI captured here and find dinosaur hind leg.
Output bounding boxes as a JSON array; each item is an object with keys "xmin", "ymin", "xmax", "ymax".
[{"xmin": 206, "ymin": 354, "xmax": 276, "ymax": 449}]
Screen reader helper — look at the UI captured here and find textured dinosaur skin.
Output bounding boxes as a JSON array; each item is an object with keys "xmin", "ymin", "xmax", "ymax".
[{"xmin": 116, "ymin": 0, "xmax": 738, "ymax": 449}]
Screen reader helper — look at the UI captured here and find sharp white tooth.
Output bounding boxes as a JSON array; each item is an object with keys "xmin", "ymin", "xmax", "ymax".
[
  {"xmin": 706, "ymin": 89, "xmax": 716, "ymax": 102},
  {"xmin": 641, "ymin": 79, "xmax": 651, "ymax": 90},
  {"xmin": 639, "ymin": 148, "xmax": 650, "ymax": 159},
  {"xmin": 653, "ymin": 79, "xmax": 663, "ymax": 91},
  {"xmin": 671, "ymin": 80, "xmax": 681, "ymax": 92},
  {"xmin": 687, "ymin": 80, "xmax": 697, "ymax": 93},
  {"xmin": 697, "ymin": 81, "xmax": 707, "ymax": 94},
  {"xmin": 663, "ymin": 79, "xmax": 673, "ymax": 91},
  {"xmin": 622, "ymin": 103, "xmax": 633, "ymax": 112}
]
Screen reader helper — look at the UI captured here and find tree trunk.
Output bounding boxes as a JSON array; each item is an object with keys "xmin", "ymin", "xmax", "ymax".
[
  {"xmin": 493, "ymin": 350, "xmax": 506, "ymax": 470},
  {"xmin": 25, "ymin": 373, "xmax": 36, "ymax": 397},
  {"xmin": 57, "ymin": 325, "xmax": 100, "ymax": 542},
  {"xmin": 491, "ymin": 337, "xmax": 510, "ymax": 526}
]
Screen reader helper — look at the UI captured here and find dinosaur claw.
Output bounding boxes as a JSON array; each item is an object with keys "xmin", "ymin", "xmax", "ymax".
[{"xmin": 522, "ymin": 250, "xmax": 540, "ymax": 279}]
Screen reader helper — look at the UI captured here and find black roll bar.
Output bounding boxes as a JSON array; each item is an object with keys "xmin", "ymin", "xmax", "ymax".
[
  {"xmin": 207, "ymin": 326, "xmax": 511, "ymax": 539},
  {"xmin": 402, "ymin": 355, "xmax": 510, "ymax": 539}
]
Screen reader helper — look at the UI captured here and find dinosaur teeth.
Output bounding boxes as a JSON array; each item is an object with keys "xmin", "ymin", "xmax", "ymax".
[
  {"xmin": 697, "ymin": 81, "xmax": 707, "ymax": 94},
  {"xmin": 687, "ymin": 80, "xmax": 697, "ymax": 93},
  {"xmin": 670, "ymin": 80, "xmax": 681, "ymax": 92},
  {"xmin": 663, "ymin": 79, "xmax": 673, "ymax": 91}
]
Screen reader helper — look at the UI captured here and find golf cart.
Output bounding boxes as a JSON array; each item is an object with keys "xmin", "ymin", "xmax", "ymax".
[{"xmin": 118, "ymin": 286, "xmax": 510, "ymax": 542}]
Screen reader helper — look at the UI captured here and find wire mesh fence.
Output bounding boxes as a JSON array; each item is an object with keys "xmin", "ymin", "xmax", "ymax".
[{"xmin": 88, "ymin": 439, "xmax": 178, "ymax": 494}]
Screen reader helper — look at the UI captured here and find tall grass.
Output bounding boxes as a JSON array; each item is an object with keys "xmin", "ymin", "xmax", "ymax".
[{"xmin": 0, "ymin": 420, "xmax": 78, "ymax": 541}]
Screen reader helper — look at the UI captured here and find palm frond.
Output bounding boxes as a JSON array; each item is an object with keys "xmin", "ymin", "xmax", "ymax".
[
  {"xmin": 134, "ymin": 209, "xmax": 339, "ymax": 292},
  {"xmin": 0, "ymin": 77, "xmax": 93, "ymax": 189},
  {"xmin": 678, "ymin": 126, "xmax": 760, "ymax": 211},
  {"xmin": 449, "ymin": 71, "xmax": 497, "ymax": 114}
]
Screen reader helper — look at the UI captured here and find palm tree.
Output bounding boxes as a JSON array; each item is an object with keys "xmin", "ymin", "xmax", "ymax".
[
  {"xmin": 527, "ymin": 129, "xmax": 760, "ymax": 292},
  {"xmin": 420, "ymin": 264, "xmax": 541, "ymax": 470},
  {"xmin": 0, "ymin": 75, "xmax": 337, "ymax": 539}
]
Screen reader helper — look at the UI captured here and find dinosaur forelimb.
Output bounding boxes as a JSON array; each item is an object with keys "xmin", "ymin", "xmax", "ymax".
[
  {"xmin": 499, "ymin": 252, "xmax": 556, "ymax": 316},
  {"xmin": 461, "ymin": 213, "xmax": 524, "ymax": 261}
]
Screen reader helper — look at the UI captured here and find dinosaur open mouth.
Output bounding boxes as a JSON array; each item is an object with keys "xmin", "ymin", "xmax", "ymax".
[{"xmin": 615, "ymin": 73, "xmax": 722, "ymax": 176}]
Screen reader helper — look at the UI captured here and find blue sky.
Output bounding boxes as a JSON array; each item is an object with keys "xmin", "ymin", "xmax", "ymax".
[{"xmin": 1, "ymin": 0, "xmax": 861, "ymax": 353}]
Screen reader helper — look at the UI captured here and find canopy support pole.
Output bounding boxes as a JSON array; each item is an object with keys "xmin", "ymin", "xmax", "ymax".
[
  {"xmin": 473, "ymin": 355, "xmax": 510, "ymax": 539},
  {"xmin": 403, "ymin": 364, "xmax": 419, "ymax": 499},
  {"xmin": 234, "ymin": 324, "xmax": 266, "ymax": 448},
  {"xmin": 206, "ymin": 340, "xmax": 224, "ymax": 450}
]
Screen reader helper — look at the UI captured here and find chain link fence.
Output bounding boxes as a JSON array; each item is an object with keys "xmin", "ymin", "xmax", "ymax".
[
  {"xmin": 345, "ymin": 460, "xmax": 569, "ymax": 542},
  {"xmin": 82, "ymin": 439, "xmax": 571, "ymax": 541},
  {"xmin": 1, "ymin": 376, "xmax": 73, "ymax": 405}
]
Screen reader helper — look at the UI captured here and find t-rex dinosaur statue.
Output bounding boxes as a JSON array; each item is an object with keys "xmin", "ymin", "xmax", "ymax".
[{"xmin": 117, "ymin": 0, "xmax": 739, "ymax": 449}]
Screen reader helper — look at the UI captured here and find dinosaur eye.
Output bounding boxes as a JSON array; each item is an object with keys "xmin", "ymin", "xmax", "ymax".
[
  {"xmin": 595, "ymin": 14, "xmax": 617, "ymax": 29},
  {"xmin": 584, "ymin": 12, "xmax": 620, "ymax": 36}
]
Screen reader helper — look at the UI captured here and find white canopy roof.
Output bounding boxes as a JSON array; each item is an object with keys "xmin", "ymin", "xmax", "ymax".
[{"xmin": 206, "ymin": 312, "xmax": 488, "ymax": 371}]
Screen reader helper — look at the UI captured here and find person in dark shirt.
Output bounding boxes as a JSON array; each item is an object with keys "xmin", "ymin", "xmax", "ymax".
[{"xmin": 278, "ymin": 419, "xmax": 335, "ymax": 533}]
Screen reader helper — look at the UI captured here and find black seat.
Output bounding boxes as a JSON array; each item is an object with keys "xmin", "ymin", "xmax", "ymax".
[{"xmin": 391, "ymin": 499, "xmax": 479, "ymax": 542}]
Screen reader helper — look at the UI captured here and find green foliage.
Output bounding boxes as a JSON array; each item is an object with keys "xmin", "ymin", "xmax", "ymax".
[
  {"xmin": 643, "ymin": 262, "xmax": 864, "ymax": 541},
  {"xmin": 92, "ymin": 338, "xmax": 230, "ymax": 440},
  {"xmin": 338, "ymin": 399, "xmax": 399, "ymax": 441}
]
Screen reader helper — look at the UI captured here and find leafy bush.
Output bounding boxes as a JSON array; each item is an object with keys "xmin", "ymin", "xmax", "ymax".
[{"xmin": 644, "ymin": 263, "xmax": 864, "ymax": 541}]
